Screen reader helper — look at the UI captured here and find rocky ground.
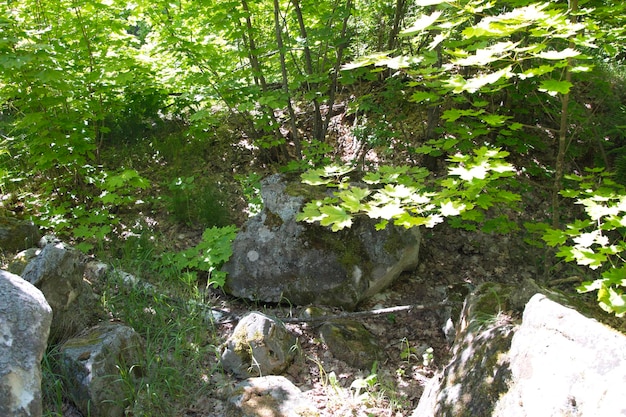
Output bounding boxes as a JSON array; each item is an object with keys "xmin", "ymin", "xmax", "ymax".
[{"xmin": 171, "ymin": 220, "xmax": 542, "ymax": 417}]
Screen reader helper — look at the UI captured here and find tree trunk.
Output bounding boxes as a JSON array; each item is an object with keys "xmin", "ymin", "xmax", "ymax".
[
  {"xmin": 241, "ymin": 0, "xmax": 288, "ymax": 161},
  {"xmin": 323, "ymin": 0, "xmax": 352, "ymax": 139},
  {"xmin": 387, "ymin": 0, "xmax": 407, "ymax": 51},
  {"xmin": 552, "ymin": 0, "xmax": 578, "ymax": 228},
  {"xmin": 273, "ymin": 0, "xmax": 302, "ymax": 160},
  {"xmin": 292, "ymin": 0, "xmax": 324, "ymax": 142}
]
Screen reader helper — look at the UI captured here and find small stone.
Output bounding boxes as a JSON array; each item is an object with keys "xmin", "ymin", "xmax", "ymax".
[
  {"xmin": 221, "ymin": 312, "xmax": 297, "ymax": 378},
  {"xmin": 227, "ymin": 375, "xmax": 320, "ymax": 417},
  {"xmin": 319, "ymin": 320, "xmax": 382, "ymax": 369}
]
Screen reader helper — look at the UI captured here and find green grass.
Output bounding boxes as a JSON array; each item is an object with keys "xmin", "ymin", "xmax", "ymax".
[{"xmin": 42, "ymin": 233, "xmax": 226, "ymax": 416}]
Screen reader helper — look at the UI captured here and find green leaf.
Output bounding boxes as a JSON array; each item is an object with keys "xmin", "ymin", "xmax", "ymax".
[
  {"xmin": 542, "ymin": 228, "xmax": 568, "ymax": 247},
  {"xmin": 535, "ymin": 48, "xmax": 580, "ymax": 60},
  {"xmin": 301, "ymin": 165, "xmax": 354, "ymax": 186},
  {"xmin": 339, "ymin": 188, "xmax": 371, "ymax": 212},
  {"xmin": 297, "ymin": 201, "xmax": 326, "ymax": 223},
  {"xmin": 414, "ymin": 0, "xmax": 448, "ymax": 5},
  {"xmin": 453, "ymin": 42, "xmax": 518, "ymax": 66},
  {"xmin": 301, "ymin": 170, "xmax": 332, "ymax": 186},
  {"xmin": 603, "ymin": 268, "xmax": 626, "ymax": 287},
  {"xmin": 394, "ymin": 212, "xmax": 432, "ymax": 228},
  {"xmin": 442, "ymin": 108, "xmax": 484, "ymax": 122},
  {"xmin": 481, "ymin": 114, "xmax": 510, "ymax": 126},
  {"xmin": 319, "ymin": 205, "xmax": 353, "ymax": 231},
  {"xmin": 518, "ymin": 64, "xmax": 554, "ymax": 79},
  {"xmin": 538, "ymin": 79, "xmax": 573, "ymax": 96},
  {"xmin": 401, "ymin": 12, "xmax": 442, "ymax": 37},
  {"xmin": 411, "ymin": 91, "xmax": 440, "ymax": 103},
  {"xmin": 445, "ymin": 67, "xmax": 512, "ymax": 94}
]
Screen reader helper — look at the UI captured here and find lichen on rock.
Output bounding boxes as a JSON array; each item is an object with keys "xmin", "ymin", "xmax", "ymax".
[{"xmin": 222, "ymin": 174, "xmax": 421, "ymax": 310}]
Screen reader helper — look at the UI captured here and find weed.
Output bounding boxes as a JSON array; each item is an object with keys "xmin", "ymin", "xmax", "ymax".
[
  {"xmin": 41, "ymin": 346, "xmax": 66, "ymax": 416},
  {"xmin": 95, "ymin": 270, "xmax": 222, "ymax": 415},
  {"xmin": 399, "ymin": 337, "xmax": 419, "ymax": 364},
  {"xmin": 235, "ymin": 172, "xmax": 263, "ymax": 217},
  {"xmin": 350, "ymin": 361, "xmax": 379, "ymax": 405},
  {"xmin": 165, "ymin": 176, "xmax": 232, "ymax": 228}
]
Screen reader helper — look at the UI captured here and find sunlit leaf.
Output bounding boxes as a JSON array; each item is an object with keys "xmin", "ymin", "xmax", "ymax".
[
  {"xmin": 439, "ymin": 200, "xmax": 466, "ymax": 217},
  {"xmin": 453, "ymin": 42, "xmax": 518, "ymax": 66},
  {"xmin": 339, "ymin": 188, "xmax": 371, "ymax": 211},
  {"xmin": 573, "ymin": 230, "xmax": 608, "ymax": 248},
  {"xmin": 297, "ymin": 201, "xmax": 326, "ymax": 223},
  {"xmin": 415, "ymin": 0, "xmax": 448, "ymax": 6},
  {"xmin": 518, "ymin": 64, "xmax": 554, "ymax": 79},
  {"xmin": 538, "ymin": 79, "xmax": 573, "ymax": 96},
  {"xmin": 401, "ymin": 12, "xmax": 442, "ymax": 37},
  {"xmin": 446, "ymin": 67, "xmax": 512, "ymax": 94},
  {"xmin": 535, "ymin": 48, "xmax": 580, "ymax": 60},
  {"xmin": 449, "ymin": 163, "xmax": 489, "ymax": 181},
  {"xmin": 366, "ymin": 203, "xmax": 405, "ymax": 220},
  {"xmin": 319, "ymin": 205, "xmax": 353, "ymax": 231}
]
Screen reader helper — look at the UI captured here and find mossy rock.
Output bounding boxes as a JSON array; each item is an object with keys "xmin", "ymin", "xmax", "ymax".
[
  {"xmin": 319, "ymin": 320, "xmax": 382, "ymax": 369},
  {"xmin": 223, "ymin": 174, "xmax": 421, "ymax": 310},
  {"xmin": 0, "ymin": 216, "xmax": 40, "ymax": 254}
]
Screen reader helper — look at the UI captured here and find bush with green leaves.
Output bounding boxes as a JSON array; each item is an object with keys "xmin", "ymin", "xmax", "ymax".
[
  {"xmin": 35, "ymin": 168, "xmax": 149, "ymax": 253},
  {"xmin": 297, "ymin": 146, "xmax": 519, "ymax": 232},
  {"xmin": 160, "ymin": 225, "xmax": 238, "ymax": 289},
  {"xmin": 542, "ymin": 171, "xmax": 626, "ymax": 316}
]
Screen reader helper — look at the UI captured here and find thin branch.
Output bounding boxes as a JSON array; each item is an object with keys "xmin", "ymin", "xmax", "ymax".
[{"xmin": 279, "ymin": 302, "xmax": 451, "ymax": 324}]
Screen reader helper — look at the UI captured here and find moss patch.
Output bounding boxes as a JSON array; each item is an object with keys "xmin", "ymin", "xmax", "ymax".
[{"xmin": 263, "ymin": 210, "xmax": 284, "ymax": 229}]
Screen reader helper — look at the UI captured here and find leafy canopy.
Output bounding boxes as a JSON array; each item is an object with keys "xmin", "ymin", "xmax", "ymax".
[{"xmin": 297, "ymin": 147, "xmax": 518, "ymax": 232}]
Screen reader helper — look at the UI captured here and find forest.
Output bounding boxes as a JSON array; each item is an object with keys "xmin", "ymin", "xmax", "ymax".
[{"xmin": 2, "ymin": 0, "xmax": 626, "ymax": 415}]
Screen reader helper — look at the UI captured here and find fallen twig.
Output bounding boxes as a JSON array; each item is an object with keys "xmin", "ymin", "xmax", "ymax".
[{"xmin": 279, "ymin": 302, "xmax": 451, "ymax": 324}]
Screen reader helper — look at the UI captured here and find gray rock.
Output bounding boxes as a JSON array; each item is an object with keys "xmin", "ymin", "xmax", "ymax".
[
  {"xmin": 227, "ymin": 375, "xmax": 319, "ymax": 417},
  {"xmin": 221, "ymin": 312, "xmax": 296, "ymax": 378},
  {"xmin": 7, "ymin": 247, "xmax": 39, "ymax": 276},
  {"xmin": 21, "ymin": 241, "xmax": 103, "ymax": 342},
  {"xmin": 58, "ymin": 323, "xmax": 145, "ymax": 417},
  {"xmin": 22, "ymin": 241, "xmax": 84, "ymax": 288},
  {"xmin": 492, "ymin": 294, "xmax": 626, "ymax": 417},
  {"xmin": 0, "ymin": 270, "xmax": 52, "ymax": 417},
  {"xmin": 414, "ymin": 282, "xmax": 519, "ymax": 417},
  {"xmin": 414, "ymin": 286, "xmax": 626, "ymax": 417},
  {"xmin": 0, "ymin": 217, "xmax": 40, "ymax": 254},
  {"xmin": 319, "ymin": 320, "xmax": 382, "ymax": 369},
  {"xmin": 223, "ymin": 174, "xmax": 421, "ymax": 309},
  {"xmin": 84, "ymin": 261, "xmax": 109, "ymax": 281}
]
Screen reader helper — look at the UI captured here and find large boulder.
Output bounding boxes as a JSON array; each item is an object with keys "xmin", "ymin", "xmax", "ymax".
[
  {"xmin": 58, "ymin": 323, "xmax": 145, "ymax": 417},
  {"xmin": 414, "ymin": 284, "xmax": 626, "ymax": 417},
  {"xmin": 0, "ymin": 270, "xmax": 53, "ymax": 417},
  {"xmin": 21, "ymin": 241, "xmax": 103, "ymax": 342},
  {"xmin": 223, "ymin": 174, "xmax": 421, "ymax": 309},
  {"xmin": 0, "ymin": 216, "xmax": 40, "ymax": 254},
  {"xmin": 414, "ymin": 282, "xmax": 523, "ymax": 417},
  {"xmin": 492, "ymin": 294, "xmax": 626, "ymax": 417}
]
